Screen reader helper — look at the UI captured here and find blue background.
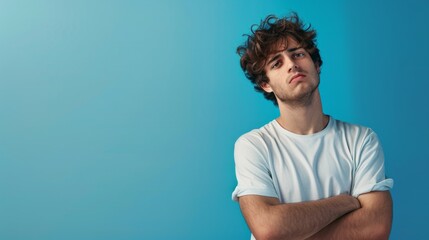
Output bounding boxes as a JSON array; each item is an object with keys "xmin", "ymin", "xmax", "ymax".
[{"xmin": 0, "ymin": 0, "xmax": 428, "ymax": 239}]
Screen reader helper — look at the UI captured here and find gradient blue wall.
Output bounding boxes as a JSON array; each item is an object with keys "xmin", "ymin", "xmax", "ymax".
[
  {"xmin": 0, "ymin": 1, "xmax": 427, "ymax": 239},
  {"xmin": 345, "ymin": 1, "xmax": 429, "ymax": 238}
]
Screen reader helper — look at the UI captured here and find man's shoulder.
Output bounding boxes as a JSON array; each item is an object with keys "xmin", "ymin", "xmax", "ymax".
[
  {"xmin": 332, "ymin": 118, "xmax": 377, "ymax": 139},
  {"xmin": 235, "ymin": 120, "xmax": 278, "ymax": 146}
]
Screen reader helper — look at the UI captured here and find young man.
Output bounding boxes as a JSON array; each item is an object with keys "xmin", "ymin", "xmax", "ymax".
[{"xmin": 232, "ymin": 13, "xmax": 393, "ymax": 240}]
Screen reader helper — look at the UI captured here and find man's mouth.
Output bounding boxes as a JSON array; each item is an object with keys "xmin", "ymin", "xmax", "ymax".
[{"xmin": 290, "ymin": 73, "xmax": 306, "ymax": 83}]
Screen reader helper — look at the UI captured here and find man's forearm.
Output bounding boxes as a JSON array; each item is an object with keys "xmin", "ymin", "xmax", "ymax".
[
  {"xmin": 306, "ymin": 191, "xmax": 393, "ymax": 240},
  {"xmin": 239, "ymin": 194, "xmax": 360, "ymax": 240}
]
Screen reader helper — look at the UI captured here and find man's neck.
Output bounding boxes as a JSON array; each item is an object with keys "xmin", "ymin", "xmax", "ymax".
[{"xmin": 276, "ymin": 90, "xmax": 328, "ymax": 135}]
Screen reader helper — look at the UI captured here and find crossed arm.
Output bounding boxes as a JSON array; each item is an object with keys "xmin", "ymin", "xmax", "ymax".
[{"xmin": 239, "ymin": 191, "xmax": 392, "ymax": 240}]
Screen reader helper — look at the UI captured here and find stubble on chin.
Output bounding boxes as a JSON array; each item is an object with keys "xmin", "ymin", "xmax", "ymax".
[{"xmin": 277, "ymin": 81, "xmax": 320, "ymax": 108}]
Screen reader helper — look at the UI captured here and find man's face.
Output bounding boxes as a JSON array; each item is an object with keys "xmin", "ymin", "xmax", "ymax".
[{"xmin": 262, "ymin": 37, "xmax": 320, "ymax": 107}]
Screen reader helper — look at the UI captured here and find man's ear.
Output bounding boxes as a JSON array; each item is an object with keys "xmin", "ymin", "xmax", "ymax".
[
  {"xmin": 260, "ymin": 82, "xmax": 273, "ymax": 93},
  {"xmin": 316, "ymin": 64, "xmax": 321, "ymax": 74}
]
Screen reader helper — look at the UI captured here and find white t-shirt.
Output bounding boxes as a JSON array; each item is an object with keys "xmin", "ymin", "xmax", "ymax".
[{"xmin": 232, "ymin": 116, "xmax": 393, "ymax": 204}]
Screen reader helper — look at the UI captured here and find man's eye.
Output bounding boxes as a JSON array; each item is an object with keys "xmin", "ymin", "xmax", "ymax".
[
  {"xmin": 293, "ymin": 52, "xmax": 305, "ymax": 58},
  {"xmin": 272, "ymin": 61, "xmax": 282, "ymax": 69}
]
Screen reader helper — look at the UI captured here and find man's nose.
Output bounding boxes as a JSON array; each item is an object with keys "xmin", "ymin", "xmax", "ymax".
[{"xmin": 288, "ymin": 63, "xmax": 300, "ymax": 73}]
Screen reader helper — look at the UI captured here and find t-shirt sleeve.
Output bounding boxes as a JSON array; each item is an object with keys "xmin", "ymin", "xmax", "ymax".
[
  {"xmin": 231, "ymin": 134, "xmax": 278, "ymax": 202},
  {"xmin": 351, "ymin": 130, "xmax": 394, "ymax": 197}
]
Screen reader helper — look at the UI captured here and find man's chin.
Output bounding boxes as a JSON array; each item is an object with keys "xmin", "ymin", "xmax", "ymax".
[{"xmin": 279, "ymin": 88, "xmax": 318, "ymax": 106}]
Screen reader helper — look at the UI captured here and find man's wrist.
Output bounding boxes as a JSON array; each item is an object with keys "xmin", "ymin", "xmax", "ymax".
[
  {"xmin": 337, "ymin": 194, "xmax": 361, "ymax": 211},
  {"xmin": 351, "ymin": 196, "xmax": 361, "ymax": 209}
]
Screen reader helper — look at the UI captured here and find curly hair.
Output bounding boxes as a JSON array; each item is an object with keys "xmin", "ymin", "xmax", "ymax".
[{"xmin": 237, "ymin": 13, "xmax": 323, "ymax": 105}]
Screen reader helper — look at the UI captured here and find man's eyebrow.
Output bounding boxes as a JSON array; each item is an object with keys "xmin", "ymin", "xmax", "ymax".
[
  {"xmin": 267, "ymin": 47, "xmax": 304, "ymax": 66},
  {"xmin": 286, "ymin": 47, "xmax": 302, "ymax": 52},
  {"xmin": 267, "ymin": 54, "xmax": 281, "ymax": 66}
]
